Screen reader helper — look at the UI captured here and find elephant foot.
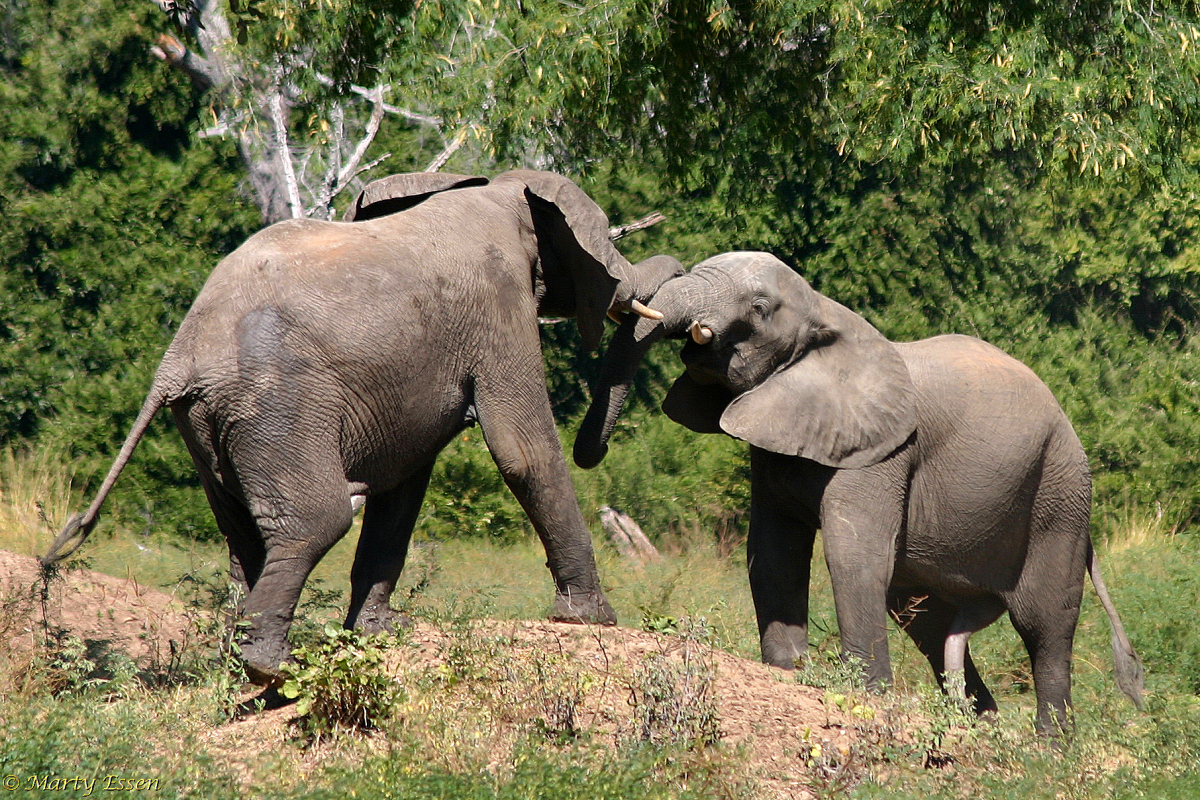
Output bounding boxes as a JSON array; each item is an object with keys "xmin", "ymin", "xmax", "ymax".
[
  {"xmin": 350, "ymin": 603, "xmax": 413, "ymax": 635},
  {"xmin": 549, "ymin": 590, "xmax": 616, "ymax": 626},
  {"xmin": 761, "ymin": 622, "xmax": 809, "ymax": 670},
  {"xmin": 238, "ymin": 635, "xmax": 295, "ymax": 688}
]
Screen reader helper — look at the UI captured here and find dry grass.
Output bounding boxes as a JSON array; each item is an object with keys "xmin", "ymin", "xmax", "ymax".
[{"xmin": 0, "ymin": 446, "xmax": 78, "ymax": 558}]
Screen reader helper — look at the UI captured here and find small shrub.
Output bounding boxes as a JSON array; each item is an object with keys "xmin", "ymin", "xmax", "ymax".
[
  {"xmin": 627, "ymin": 620, "xmax": 721, "ymax": 749},
  {"xmin": 280, "ymin": 623, "xmax": 402, "ymax": 739},
  {"xmin": 528, "ymin": 652, "xmax": 596, "ymax": 743}
]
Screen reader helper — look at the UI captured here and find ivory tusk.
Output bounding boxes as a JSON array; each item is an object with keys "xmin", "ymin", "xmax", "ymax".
[
  {"xmin": 690, "ymin": 322, "xmax": 714, "ymax": 344},
  {"xmin": 608, "ymin": 309, "xmax": 625, "ymax": 324},
  {"xmin": 630, "ymin": 299, "xmax": 665, "ymax": 321}
]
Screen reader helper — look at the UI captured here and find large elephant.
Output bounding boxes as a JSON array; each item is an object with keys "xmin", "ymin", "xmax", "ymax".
[
  {"xmin": 575, "ymin": 250, "xmax": 1144, "ymax": 735},
  {"xmin": 42, "ymin": 169, "xmax": 683, "ymax": 685}
]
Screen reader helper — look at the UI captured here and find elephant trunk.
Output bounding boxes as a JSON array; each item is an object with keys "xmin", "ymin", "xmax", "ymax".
[{"xmin": 573, "ymin": 277, "xmax": 697, "ymax": 469}]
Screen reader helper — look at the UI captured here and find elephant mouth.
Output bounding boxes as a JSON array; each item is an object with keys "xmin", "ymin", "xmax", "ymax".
[{"xmin": 680, "ymin": 341, "xmax": 727, "ymax": 386}]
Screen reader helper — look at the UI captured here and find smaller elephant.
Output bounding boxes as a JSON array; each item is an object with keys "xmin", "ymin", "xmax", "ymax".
[{"xmin": 576, "ymin": 251, "xmax": 1144, "ymax": 735}]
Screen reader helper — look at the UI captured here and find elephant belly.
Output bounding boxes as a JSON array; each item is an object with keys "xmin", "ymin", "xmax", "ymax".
[
  {"xmin": 898, "ymin": 465, "xmax": 1037, "ymax": 596},
  {"xmin": 338, "ymin": 385, "xmax": 474, "ymax": 494}
]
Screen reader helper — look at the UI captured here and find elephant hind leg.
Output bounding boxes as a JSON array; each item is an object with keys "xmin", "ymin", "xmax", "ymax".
[
  {"xmin": 344, "ymin": 462, "xmax": 435, "ymax": 633},
  {"xmin": 891, "ymin": 593, "xmax": 1001, "ymax": 715},
  {"xmin": 204, "ymin": 479, "xmax": 264, "ymax": 595},
  {"xmin": 1008, "ymin": 598, "xmax": 1079, "ymax": 737},
  {"xmin": 1011, "ymin": 478, "xmax": 1089, "ymax": 737},
  {"xmin": 222, "ymin": 442, "xmax": 358, "ymax": 684},
  {"xmin": 237, "ymin": 493, "xmax": 356, "ymax": 685},
  {"xmin": 173, "ymin": 403, "xmax": 264, "ymax": 591}
]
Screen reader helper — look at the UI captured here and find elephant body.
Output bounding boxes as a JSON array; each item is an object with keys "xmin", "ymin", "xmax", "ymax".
[
  {"xmin": 749, "ymin": 335, "xmax": 1093, "ymax": 713},
  {"xmin": 45, "ymin": 170, "xmax": 682, "ymax": 684},
  {"xmin": 577, "ymin": 251, "xmax": 1143, "ymax": 735}
]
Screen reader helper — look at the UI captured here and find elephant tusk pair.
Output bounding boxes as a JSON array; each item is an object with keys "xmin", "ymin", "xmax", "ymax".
[
  {"xmin": 608, "ymin": 299, "xmax": 665, "ymax": 324},
  {"xmin": 690, "ymin": 322, "xmax": 714, "ymax": 344}
]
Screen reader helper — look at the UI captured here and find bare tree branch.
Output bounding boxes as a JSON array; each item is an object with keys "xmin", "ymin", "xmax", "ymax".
[
  {"xmin": 267, "ymin": 71, "xmax": 303, "ymax": 219},
  {"xmin": 346, "ymin": 152, "xmax": 393, "ymax": 181},
  {"xmin": 425, "ymin": 128, "xmax": 469, "ymax": 172},
  {"xmin": 608, "ymin": 212, "xmax": 666, "ymax": 240},
  {"xmin": 312, "ymin": 73, "xmax": 443, "ymax": 126},
  {"xmin": 319, "ymin": 101, "xmax": 346, "ymax": 218},
  {"xmin": 148, "ymin": 0, "xmax": 446, "ymax": 223},
  {"xmin": 337, "ymin": 85, "xmax": 388, "ymax": 188}
]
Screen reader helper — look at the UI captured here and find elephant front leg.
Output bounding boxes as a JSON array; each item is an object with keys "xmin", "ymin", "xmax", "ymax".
[
  {"xmin": 475, "ymin": 380, "xmax": 616, "ymax": 626},
  {"xmin": 344, "ymin": 465, "xmax": 435, "ymax": 634},
  {"xmin": 820, "ymin": 470, "xmax": 905, "ymax": 692},
  {"xmin": 748, "ymin": 472, "xmax": 817, "ymax": 669}
]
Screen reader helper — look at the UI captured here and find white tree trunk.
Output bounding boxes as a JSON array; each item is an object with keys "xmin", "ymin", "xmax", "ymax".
[{"xmin": 149, "ymin": 0, "xmax": 441, "ymax": 224}]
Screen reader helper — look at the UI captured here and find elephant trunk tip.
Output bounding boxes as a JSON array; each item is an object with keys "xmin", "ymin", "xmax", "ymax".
[{"xmin": 572, "ymin": 440, "xmax": 608, "ymax": 470}]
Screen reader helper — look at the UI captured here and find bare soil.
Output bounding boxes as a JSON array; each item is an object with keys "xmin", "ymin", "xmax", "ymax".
[{"xmin": 1, "ymin": 550, "xmax": 874, "ymax": 798}]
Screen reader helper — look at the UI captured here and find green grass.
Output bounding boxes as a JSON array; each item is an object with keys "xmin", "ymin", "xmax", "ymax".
[{"xmin": 2, "ymin": 446, "xmax": 1199, "ymax": 798}]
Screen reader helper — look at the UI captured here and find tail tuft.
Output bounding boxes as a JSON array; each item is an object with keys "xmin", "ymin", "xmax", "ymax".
[
  {"xmin": 40, "ymin": 512, "xmax": 93, "ymax": 567},
  {"xmin": 1112, "ymin": 630, "xmax": 1146, "ymax": 710},
  {"xmin": 1089, "ymin": 543, "xmax": 1146, "ymax": 711}
]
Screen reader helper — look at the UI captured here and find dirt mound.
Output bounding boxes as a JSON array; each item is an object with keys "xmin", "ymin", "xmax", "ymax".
[
  {"xmin": 2, "ymin": 551, "xmax": 869, "ymax": 797},
  {"xmin": 1, "ymin": 550, "xmax": 195, "ymax": 671},
  {"xmin": 393, "ymin": 619, "xmax": 864, "ymax": 796}
]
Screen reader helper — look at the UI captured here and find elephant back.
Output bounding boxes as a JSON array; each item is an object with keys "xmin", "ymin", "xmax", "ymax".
[{"xmin": 344, "ymin": 173, "xmax": 489, "ymax": 221}]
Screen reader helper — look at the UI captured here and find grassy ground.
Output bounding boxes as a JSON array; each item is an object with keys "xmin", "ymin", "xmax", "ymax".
[{"xmin": 2, "ymin": 446, "xmax": 1199, "ymax": 798}]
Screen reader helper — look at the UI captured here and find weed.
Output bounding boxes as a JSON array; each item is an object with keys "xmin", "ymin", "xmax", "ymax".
[
  {"xmin": 639, "ymin": 607, "xmax": 680, "ymax": 635},
  {"xmin": 627, "ymin": 619, "xmax": 721, "ymax": 749},
  {"xmin": 526, "ymin": 651, "xmax": 596, "ymax": 743},
  {"xmin": 280, "ymin": 623, "xmax": 402, "ymax": 740},
  {"xmin": 289, "ymin": 576, "xmax": 346, "ymax": 649},
  {"xmin": 796, "ymin": 646, "xmax": 870, "ymax": 693},
  {"xmin": 803, "ymin": 730, "xmax": 873, "ymax": 799}
]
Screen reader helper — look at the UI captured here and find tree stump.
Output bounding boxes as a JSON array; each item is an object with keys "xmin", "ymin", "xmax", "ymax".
[{"xmin": 599, "ymin": 506, "xmax": 662, "ymax": 564}]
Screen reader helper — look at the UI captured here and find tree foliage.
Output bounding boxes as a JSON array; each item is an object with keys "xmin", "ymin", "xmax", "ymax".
[{"xmin": 0, "ymin": 0, "xmax": 260, "ymax": 535}]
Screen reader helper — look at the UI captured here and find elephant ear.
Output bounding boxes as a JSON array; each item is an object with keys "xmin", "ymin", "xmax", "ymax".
[
  {"xmin": 344, "ymin": 173, "xmax": 489, "ymax": 221},
  {"xmin": 662, "ymin": 372, "xmax": 734, "ymax": 434},
  {"xmin": 720, "ymin": 297, "xmax": 918, "ymax": 469},
  {"xmin": 501, "ymin": 170, "xmax": 627, "ymax": 352}
]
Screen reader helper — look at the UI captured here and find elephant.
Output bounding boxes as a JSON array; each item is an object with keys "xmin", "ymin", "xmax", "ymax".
[
  {"xmin": 41, "ymin": 169, "xmax": 684, "ymax": 685},
  {"xmin": 574, "ymin": 250, "xmax": 1144, "ymax": 735}
]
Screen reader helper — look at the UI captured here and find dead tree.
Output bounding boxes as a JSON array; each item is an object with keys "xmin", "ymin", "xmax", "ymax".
[{"xmin": 599, "ymin": 506, "xmax": 662, "ymax": 564}]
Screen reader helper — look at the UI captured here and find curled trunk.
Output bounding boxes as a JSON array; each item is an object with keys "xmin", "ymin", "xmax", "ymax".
[{"xmin": 573, "ymin": 277, "xmax": 695, "ymax": 468}]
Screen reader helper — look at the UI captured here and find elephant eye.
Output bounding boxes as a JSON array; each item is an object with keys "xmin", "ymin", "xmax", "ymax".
[{"xmin": 750, "ymin": 298, "xmax": 771, "ymax": 319}]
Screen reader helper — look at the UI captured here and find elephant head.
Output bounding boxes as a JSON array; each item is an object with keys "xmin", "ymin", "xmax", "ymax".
[
  {"xmin": 345, "ymin": 169, "xmax": 679, "ymax": 351},
  {"xmin": 575, "ymin": 251, "xmax": 917, "ymax": 468}
]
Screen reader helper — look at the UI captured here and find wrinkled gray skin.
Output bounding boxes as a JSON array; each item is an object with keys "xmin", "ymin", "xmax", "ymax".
[
  {"xmin": 42, "ymin": 170, "xmax": 684, "ymax": 686},
  {"xmin": 576, "ymin": 251, "xmax": 1145, "ymax": 736}
]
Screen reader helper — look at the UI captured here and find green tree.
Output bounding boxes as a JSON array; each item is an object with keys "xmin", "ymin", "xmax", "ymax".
[{"xmin": 0, "ymin": 0, "xmax": 260, "ymax": 535}]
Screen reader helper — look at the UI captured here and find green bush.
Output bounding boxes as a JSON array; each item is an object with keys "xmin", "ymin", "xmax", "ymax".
[
  {"xmin": 571, "ymin": 407, "xmax": 751, "ymax": 547},
  {"xmin": 280, "ymin": 623, "xmax": 402, "ymax": 738},
  {"xmin": 421, "ymin": 429, "xmax": 532, "ymax": 543}
]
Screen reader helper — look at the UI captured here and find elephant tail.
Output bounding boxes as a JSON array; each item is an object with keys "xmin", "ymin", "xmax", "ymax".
[
  {"xmin": 40, "ymin": 383, "xmax": 171, "ymax": 567},
  {"xmin": 1088, "ymin": 541, "xmax": 1146, "ymax": 710}
]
